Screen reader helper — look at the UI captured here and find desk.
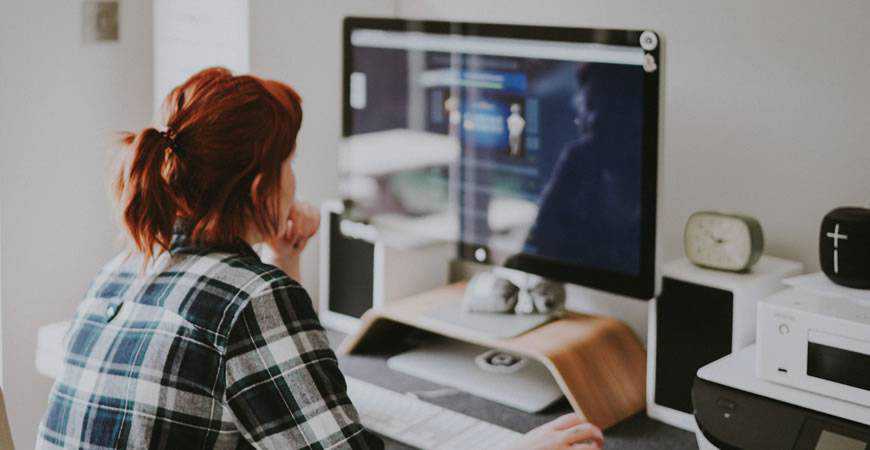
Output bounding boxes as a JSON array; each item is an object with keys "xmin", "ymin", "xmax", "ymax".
[{"xmin": 326, "ymin": 329, "xmax": 698, "ymax": 450}]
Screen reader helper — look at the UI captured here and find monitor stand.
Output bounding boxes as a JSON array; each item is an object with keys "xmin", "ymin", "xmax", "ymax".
[
  {"xmin": 423, "ymin": 297, "xmax": 556, "ymax": 339},
  {"xmin": 339, "ymin": 281, "xmax": 647, "ymax": 429},
  {"xmin": 387, "ymin": 339, "xmax": 564, "ymax": 413},
  {"xmin": 394, "ymin": 283, "xmax": 561, "ymax": 413}
]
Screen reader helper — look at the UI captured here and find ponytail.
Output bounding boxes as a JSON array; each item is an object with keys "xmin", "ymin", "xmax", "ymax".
[{"xmin": 115, "ymin": 128, "xmax": 179, "ymax": 261}]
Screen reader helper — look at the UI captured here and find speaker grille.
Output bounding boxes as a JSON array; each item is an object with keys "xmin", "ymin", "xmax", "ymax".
[
  {"xmin": 328, "ymin": 213, "xmax": 374, "ymax": 319},
  {"xmin": 655, "ymin": 277, "xmax": 733, "ymax": 414}
]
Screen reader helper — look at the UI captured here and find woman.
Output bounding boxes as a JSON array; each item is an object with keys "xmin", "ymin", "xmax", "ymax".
[{"xmin": 37, "ymin": 68, "xmax": 604, "ymax": 449}]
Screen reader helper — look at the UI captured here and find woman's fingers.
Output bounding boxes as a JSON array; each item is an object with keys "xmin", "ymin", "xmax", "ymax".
[
  {"xmin": 508, "ymin": 416, "xmax": 604, "ymax": 450},
  {"xmin": 287, "ymin": 201, "xmax": 320, "ymax": 240},
  {"xmin": 292, "ymin": 234, "xmax": 308, "ymax": 250},
  {"xmin": 299, "ymin": 203, "xmax": 320, "ymax": 237},
  {"xmin": 569, "ymin": 444, "xmax": 602, "ymax": 450},
  {"xmin": 295, "ymin": 236, "xmax": 311, "ymax": 252},
  {"xmin": 545, "ymin": 413, "xmax": 585, "ymax": 431},
  {"xmin": 560, "ymin": 423, "xmax": 604, "ymax": 448},
  {"xmin": 285, "ymin": 221, "xmax": 302, "ymax": 246}
]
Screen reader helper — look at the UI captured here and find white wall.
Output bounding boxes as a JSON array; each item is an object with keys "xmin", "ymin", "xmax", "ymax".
[
  {"xmin": 0, "ymin": 2, "xmax": 152, "ymax": 446},
  {"xmin": 250, "ymin": 0, "xmax": 398, "ymax": 303},
  {"xmin": 154, "ymin": 0, "xmax": 249, "ymax": 112},
  {"xmin": 0, "ymin": 202, "xmax": 3, "ymax": 388}
]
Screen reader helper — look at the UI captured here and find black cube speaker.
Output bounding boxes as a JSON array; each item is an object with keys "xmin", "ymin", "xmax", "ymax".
[
  {"xmin": 325, "ymin": 210, "xmax": 375, "ymax": 323},
  {"xmin": 820, "ymin": 207, "xmax": 870, "ymax": 289},
  {"xmin": 647, "ymin": 257, "xmax": 802, "ymax": 431}
]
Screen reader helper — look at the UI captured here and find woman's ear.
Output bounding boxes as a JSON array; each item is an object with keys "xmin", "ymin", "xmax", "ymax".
[
  {"xmin": 249, "ymin": 172, "xmax": 290, "ymax": 241},
  {"xmin": 246, "ymin": 173, "xmax": 269, "ymax": 241},
  {"xmin": 250, "ymin": 172, "xmax": 263, "ymax": 201}
]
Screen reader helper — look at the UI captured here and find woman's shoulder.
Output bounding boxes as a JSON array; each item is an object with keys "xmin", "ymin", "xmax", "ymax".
[
  {"xmin": 83, "ymin": 250, "xmax": 306, "ymax": 349},
  {"xmin": 227, "ymin": 256, "xmax": 309, "ymax": 312},
  {"xmin": 173, "ymin": 250, "xmax": 300, "ymax": 310},
  {"xmin": 215, "ymin": 256, "xmax": 321, "ymax": 350},
  {"xmin": 177, "ymin": 252, "xmax": 311, "ymax": 336},
  {"xmin": 215, "ymin": 252, "xmax": 300, "ymax": 293},
  {"xmin": 82, "ymin": 251, "xmax": 141, "ymax": 302}
]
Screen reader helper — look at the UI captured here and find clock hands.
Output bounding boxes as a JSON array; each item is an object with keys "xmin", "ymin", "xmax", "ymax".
[{"xmin": 702, "ymin": 228, "xmax": 725, "ymax": 244}]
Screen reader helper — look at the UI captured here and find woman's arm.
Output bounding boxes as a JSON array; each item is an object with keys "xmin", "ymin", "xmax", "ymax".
[{"xmin": 224, "ymin": 279, "xmax": 383, "ymax": 449}]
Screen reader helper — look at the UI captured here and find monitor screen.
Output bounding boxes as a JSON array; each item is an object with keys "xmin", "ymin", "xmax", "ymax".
[{"xmin": 342, "ymin": 18, "xmax": 660, "ymax": 299}]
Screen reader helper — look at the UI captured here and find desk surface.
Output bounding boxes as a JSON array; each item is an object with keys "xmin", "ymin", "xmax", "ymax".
[{"xmin": 327, "ymin": 330, "xmax": 698, "ymax": 450}]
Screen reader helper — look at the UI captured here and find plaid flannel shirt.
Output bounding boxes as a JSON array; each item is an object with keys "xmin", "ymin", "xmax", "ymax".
[{"xmin": 37, "ymin": 232, "xmax": 383, "ymax": 449}]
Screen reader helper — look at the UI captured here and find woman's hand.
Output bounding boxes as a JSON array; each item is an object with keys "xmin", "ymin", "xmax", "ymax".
[
  {"xmin": 506, "ymin": 413, "xmax": 603, "ymax": 450},
  {"xmin": 262, "ymin": 201, "xmax": 320, "ymax": 280},
  {"xmin": 273, "ymin": 201, "xmax": 320, "ymax": 257}
]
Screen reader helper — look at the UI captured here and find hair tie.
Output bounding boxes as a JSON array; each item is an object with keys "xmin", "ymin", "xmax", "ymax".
[{"xmin": 158, "ymin": 127, "xmax": 186, "ymax": 157}]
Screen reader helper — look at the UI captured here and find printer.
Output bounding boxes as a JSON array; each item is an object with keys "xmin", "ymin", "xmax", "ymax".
[{"xmin": 693, "ymin": 344, "xmax": 869, "ymax": 450}]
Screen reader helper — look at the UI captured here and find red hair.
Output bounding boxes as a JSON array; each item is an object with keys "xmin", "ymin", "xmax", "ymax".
[{"xmin": 115, "ymin": 67, "xmax": 302, "ymax": 261}]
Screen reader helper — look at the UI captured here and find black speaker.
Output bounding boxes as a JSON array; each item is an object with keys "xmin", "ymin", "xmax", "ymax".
[
  {"xmin": 327, "ymin": 211, "xmax": 375, "ymax": 321},
  {"xmin": 647, "ymin": 257, "xmax": 802, "ymax": 430},
  {"xmin": 820, "ymin": 207, "xmax": 870, "ymax": 289},
  {"xmin": 654, "ymin": 278, "xmax": 733, "ymax": 415}
]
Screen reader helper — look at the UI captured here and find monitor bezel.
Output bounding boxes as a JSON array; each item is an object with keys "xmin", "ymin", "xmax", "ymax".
[{"xmin": 342, "ymin": 16, "xmax": 660, "ymax": 300}]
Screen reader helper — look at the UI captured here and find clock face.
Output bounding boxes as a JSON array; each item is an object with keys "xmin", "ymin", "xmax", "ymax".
[{"xmin": 685, "ymin": 213, "xmax": 755, "ymax": 271}]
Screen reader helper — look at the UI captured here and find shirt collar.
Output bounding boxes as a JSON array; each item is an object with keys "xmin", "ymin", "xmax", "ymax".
[{"xmin": 169, "ymin": 221, "xmax": 259, "ymax": 259}]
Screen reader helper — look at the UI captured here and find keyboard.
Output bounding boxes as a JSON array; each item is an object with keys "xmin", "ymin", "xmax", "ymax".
[{"xmin": 346, "ymin": 376, "xmax": 523, "ymax": 449}]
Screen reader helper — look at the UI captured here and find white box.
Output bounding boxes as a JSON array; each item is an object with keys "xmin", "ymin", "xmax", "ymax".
[{"xmin": 318, "ymin": 200, "xmax": 454, "ymax": 333}]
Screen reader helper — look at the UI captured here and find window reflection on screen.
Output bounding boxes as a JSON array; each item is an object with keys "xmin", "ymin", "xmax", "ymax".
[
  {"xmin": 815, "ymin": 430, "xmax": 867, "ymax": 450},
  {"xmin": 343, "ymin": 28, "xmax": 648, "ymax": 276}
]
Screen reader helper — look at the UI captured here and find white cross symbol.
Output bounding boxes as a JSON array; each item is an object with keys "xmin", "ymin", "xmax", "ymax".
[{"xmin": 826, "ymin": 223, "xmax": 848, "ymax": 273}]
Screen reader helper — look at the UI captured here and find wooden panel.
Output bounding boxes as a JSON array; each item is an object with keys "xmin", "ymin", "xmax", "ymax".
[
  {"xmin": 0, "ymin": 387, "xmax": 13, "ymax": 450},
  {"xmin": 340, "ymin": 282, "xmax": 647, "ymax": 429}
]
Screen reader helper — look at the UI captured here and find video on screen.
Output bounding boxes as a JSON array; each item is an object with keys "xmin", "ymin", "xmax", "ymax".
[{"xmin": 342, "ymin": 30, "xmax": 647, "ymax": 276}]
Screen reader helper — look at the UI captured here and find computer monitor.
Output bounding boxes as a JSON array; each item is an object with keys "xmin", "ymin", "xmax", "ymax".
[{"xmin": 341, "ymin": 17, "xmax": 660, "ymax": 300}]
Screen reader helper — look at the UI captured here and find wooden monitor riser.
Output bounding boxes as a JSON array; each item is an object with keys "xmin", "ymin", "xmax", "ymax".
[{"xmin": 339, "ymin": 282, "xmax": 647, "ymax": 429}]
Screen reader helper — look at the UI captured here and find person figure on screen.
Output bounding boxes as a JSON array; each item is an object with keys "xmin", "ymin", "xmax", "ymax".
[
  {"xmin": 445, "ymin": 96, "xmax": 461, "ymax": 138},
  {"xmin": 507, "ymin": 103, "xmax": 526, "ymax": 157},
  {"xmin": 521, "ymin": 64, "xmax": 645, "ymax": 275}
]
